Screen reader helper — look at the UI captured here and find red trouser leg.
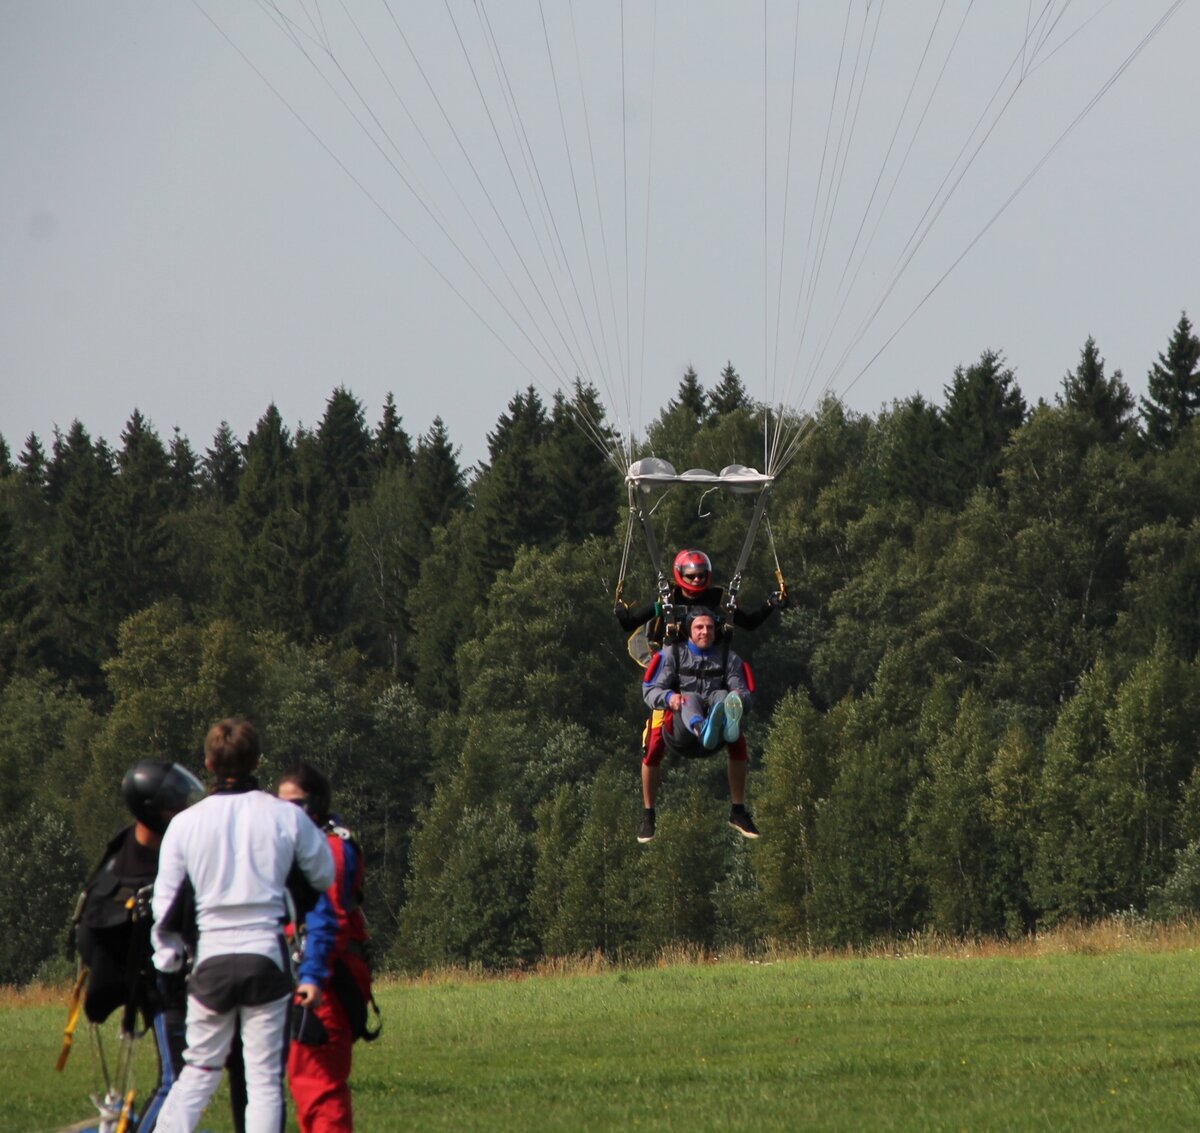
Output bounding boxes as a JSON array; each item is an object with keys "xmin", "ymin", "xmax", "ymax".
[{"xmin": 288, "ymin": 991, "xmax": 354, "ymax": 1133}]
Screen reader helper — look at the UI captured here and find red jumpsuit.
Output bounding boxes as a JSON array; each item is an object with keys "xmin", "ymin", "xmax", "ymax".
[{"xmin": 288, "ymin": 824, "xmax": 370, "ymax": 1133}]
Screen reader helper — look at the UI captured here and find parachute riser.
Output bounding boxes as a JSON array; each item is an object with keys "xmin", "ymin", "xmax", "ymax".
[
  {"xmin": 724, "ymin": 484, "xmax": 774, "ymax": 614},
  {"xmin": 625, "ymin": 484, "xmax": 671, "ymax": 606}
]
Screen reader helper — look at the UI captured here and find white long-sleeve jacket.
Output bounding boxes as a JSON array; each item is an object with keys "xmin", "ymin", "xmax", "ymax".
[{"xmin": 152, "ymin": 786, "xmax": 334, "ymax": 974}]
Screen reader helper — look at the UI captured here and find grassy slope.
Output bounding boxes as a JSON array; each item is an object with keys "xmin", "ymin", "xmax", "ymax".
[{"xmin": 10, "ymin": 943, "xmax": 1200, "ymax": 1132}]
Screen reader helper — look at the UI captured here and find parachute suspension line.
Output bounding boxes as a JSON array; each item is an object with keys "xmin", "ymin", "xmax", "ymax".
[
  {"xmin": 772, "ymin": 0, "xmax": 880, "ymax": 475},
  {"xmin": 238, "ymin": 0, "xmax": 633, "ymax": 473},
  {"xmin": 795, "ymin": 1, "xmax": 1056, "ymax": 413},
  {"xmin": 432, "ymin": 0, "xmax": 607, "ymax": 387},
  {"xmin": 834, "ymin": 0, "xmax": 1190, "ymax": 406},
  {"xmin": 789, "ymin": 1, "xmax": 878, "ymax": 377},
  {"xmin": 1022, "ymin": 0, "xmax": 1035, "ymax": 77},
  {"xmin": 768, "ymin": 0, "xmax": 861, "ymax": 476},
  {"xmin": 331, "ymin": 0, "xmax": 600, "ymax": 390},
  {"xmin": 769, "ymin": 0, "xmax": 1129, "ymax": 479},
  {"xmin": 214, "ymin": 0, "xmax": 584, "ymax": 397},
  {"xmin": 469, "ymin": 0, "xmax": 603, "ymax": 362},
  {"xmin": 1023, "ymin": 0, "xmax": 1123, "ymax": 83},
  {"xmin": 467, "ymin": 2, "xmax": 636, "ymax": 466},
  {"xmin": 814, "ymin": 7, "xmax": 1027, "ymax": 396},
  {"xmin": 634, "ymin": 0, "xmax": 660, "ymax": 452},
  {"xmin": 801, "ymin": 0, "xmax": 954, "ymax": 395},
  {"xmin": 260, "ymin": 0, "xmax": 542, "ymax": 345},
  {"xmin": 765, "ymin": 0, "xmax": 804, "ymax": 421},
  {"xmin": 380, "ymin": 0, "xmax": 602, "ymax": 390},
  {"xmin": 802, "ymin": 0, "xmax": 887, "ymax": 352},
  {"xmin": 615, "ymin": 488, "xmax": 638, "ymax": 605},
  {"xmin": 770, "ymin": 410, "xmax": 820, "ymax": 483},
  {"xmin": 563, "ymin": 0, "xmax": 629, "ymax": 407},
  {"xmin": 535, "ymin": 0, "xmax": 624, "ymax": 414},
  {"xmin": 620, "ymin": 0, "xmax": 631, "ymax": 431}
]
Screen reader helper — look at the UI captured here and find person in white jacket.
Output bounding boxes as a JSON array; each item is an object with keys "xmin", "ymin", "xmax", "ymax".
[{"xmin": 151, "ymin": 717, "xmax": 334, "ymax": 1133}]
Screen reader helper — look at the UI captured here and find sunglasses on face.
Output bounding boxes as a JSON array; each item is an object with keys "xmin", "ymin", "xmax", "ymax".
[{"xmin": 682, "ymin": 573, "xmax": 707, "ymax": 583}]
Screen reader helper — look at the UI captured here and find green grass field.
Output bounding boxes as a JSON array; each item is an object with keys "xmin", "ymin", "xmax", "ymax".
[{"xmin": 10, "ymin": 936, "xmax": 1200, "ymax": 1132}]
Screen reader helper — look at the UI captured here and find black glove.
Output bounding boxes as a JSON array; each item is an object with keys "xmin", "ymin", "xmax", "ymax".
[
  {"xmin": 770, "ymin": 590, "xmax": 790, "ymax": 610},
  {"xmin": 292, "ymin": 1003, "xmax": 330, "ymax": 1046}
]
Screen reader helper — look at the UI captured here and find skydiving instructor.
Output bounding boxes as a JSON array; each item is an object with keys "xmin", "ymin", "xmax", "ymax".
[{"xmin": 151, "ymin": 717, "xmax": 335, "ymax": 1133}]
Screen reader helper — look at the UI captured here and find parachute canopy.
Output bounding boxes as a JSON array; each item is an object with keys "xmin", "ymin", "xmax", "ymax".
[{"xmin": 626, "ymin": 458, "xmax": 773, "ymax": 497}]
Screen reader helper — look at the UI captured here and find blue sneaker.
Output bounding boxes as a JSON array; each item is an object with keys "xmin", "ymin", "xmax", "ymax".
[
  {"xmin": 700, "ymin": 701, "xmax": 726, "ymax": 750},
  {"xmin": 723, "ymin": 692, "xmax": 743, "ymax": 744}
]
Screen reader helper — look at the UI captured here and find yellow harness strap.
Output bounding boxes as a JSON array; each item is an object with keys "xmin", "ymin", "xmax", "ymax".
[
  {"xmin": 115, "ymin": 1087, "xmax": 137, "ymax": 1133},
  {"xmin": 55, "ymin": 966, "xmax": 89, "ymax": 1071}
]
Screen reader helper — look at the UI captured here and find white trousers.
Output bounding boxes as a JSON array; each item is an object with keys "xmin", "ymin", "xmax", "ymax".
[{"xmin": 153, "ymin": 993, "xmax": 290, "ymax": 1133}]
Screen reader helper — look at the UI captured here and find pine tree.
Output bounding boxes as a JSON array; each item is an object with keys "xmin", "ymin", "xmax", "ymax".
[
  {"xmin": 221, "ymin": 405, "xmax": 306, "ymax": 634},
  {"xmin": 168, "ymin": 427, "xmax": 199, "ymax": 508},
  {"xmin": 408, "ymin": 417, "xmax": 468, "ymax": 563},
  {"xmin": 201, "ymin": 422, "xmax": 244, "ymax": 507},
  {"xmin": 40, "ymin": 422, "xmax": 118, "ymax": 688},
  {"xmin": 1057, "ymin": 336, "xmax": 1134, "ymax": 444},
  {"xmin": 539, "ymin": 382, "xmax": 623, "ymax": 543},
  {"xmin": 473, "ymin": 388, "xmax": 552, "ymax": 567},
  {"xmin": 1141, "ymin": 312, "xmax": 1200, "ymax": 449},
  {"xmin": 869, "ymin": 394, "xmax": 947, "ymax": 507},
  {"xmin": 107, "ymin": 411, "xmax": 177, "ymax": 622},
  {"xmin": 372, "ymin": 392, "xmax": 413, "ymax": 471},
  {"xmin": 646, "ymin": 367, "xmax": 707, "ymax": 462},
  {"xmin": 317, "ymin": 386, "xmax": 373, "ymax": 512},
  {"xmin": 707, "ymin": 361, "xmax": 749, "ymax": 417},
  {"xmin": 939, "ymin": 350, "xmax": 1027, "ymax": 504},
  {"xmin": 18, "ymin": 434, "xmax": 46, "ymax": 494}
]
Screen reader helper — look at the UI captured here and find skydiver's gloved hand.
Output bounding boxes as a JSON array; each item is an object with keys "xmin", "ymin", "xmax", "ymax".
[
  {"xmin": 769, "ymin": 590, "xmax": 790, "ymax": 610},
  {"xmin": 154, "ymin": 970, "xmax": 188, "ymax": 1011}
]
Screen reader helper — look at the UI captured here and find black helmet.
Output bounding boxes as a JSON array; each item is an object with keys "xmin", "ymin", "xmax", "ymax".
[{"xmin": 121, "ymin": 760, "xmax": 205, "ymax": 834}]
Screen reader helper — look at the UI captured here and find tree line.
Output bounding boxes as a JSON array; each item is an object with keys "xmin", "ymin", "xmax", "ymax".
[{"xmin": 1, "ymin": 314, "xmax": 1198, "ymax": 982}]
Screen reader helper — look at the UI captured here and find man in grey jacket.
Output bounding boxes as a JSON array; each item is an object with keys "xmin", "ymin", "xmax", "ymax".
[
  {"xmin": 640, "ymin": 608, "xmax": 759, "ymax": 844},
  {"xmin": 152, "ymin": 717, "xmax": 334, "ymax": 1133}
]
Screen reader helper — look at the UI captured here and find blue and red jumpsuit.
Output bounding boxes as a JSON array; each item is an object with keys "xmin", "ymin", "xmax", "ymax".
[{"xmin": 288, "ymin": 822, "xmax": 370, "ymax": 1133}]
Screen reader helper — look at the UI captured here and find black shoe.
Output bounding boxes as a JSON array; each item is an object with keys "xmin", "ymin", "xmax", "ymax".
[
  {"xmin": 637, "ymin": 809, "xmax": 656, "ymax": 843},
  {"xmin": 729, "ymin": 808, "xmax": 759, "ymax": 839}
]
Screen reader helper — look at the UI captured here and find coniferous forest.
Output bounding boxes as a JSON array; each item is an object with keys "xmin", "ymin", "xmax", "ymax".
[{"xmin": 3, "ymin": 314, "xmax": 1200, "ymax": 983}]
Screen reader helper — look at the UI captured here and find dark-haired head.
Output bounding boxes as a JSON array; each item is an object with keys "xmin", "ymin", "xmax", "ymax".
[{"xmin": 277, "ymin": 762, "xmax": 332, "ymax": 824}]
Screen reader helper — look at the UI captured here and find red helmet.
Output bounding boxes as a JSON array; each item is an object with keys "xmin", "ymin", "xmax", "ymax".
[{"xmin": 673, "ymin": 549, "xmax": 712, "ymax": 598}]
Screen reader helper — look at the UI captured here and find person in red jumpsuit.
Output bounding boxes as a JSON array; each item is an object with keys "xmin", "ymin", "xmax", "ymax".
[{"xmin": 278, "ymin": 764, "xmax": 372, "ymax": 1133}]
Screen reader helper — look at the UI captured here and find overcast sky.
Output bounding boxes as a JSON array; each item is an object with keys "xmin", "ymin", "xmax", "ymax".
[{"xmin": 3, "ymin": 2, "xmax": 1197, "ymax": 470}]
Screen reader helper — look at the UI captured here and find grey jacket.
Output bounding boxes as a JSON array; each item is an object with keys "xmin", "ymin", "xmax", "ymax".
[{"xmin": 643, "ymin": 639, "xmax": 752, "ymax": 713}]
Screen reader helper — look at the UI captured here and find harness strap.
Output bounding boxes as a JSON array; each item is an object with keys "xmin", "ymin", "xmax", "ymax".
[
  {"xmin": 55, "ymin": 966, "xmax": 89, "ymax": 1071},
  {"xmin": 726, "ymin": 484, "xmax": 773, "ymax": 609}
]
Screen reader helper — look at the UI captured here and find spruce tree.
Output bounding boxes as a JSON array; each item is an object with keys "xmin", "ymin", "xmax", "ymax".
[
  {"xmin": 201, "ymin": 422, "xmax": 244, "ymax": 506},
  {"xmin": 221, "ymin": 404, "xmax": 305, "ymax": 635},
  {"xmin": 407, "ymin": 417, "xmax": 468, "ymax": 563},
  {"xmin": 939, "ymin": 350, "xmax": 1027, "ymax": 504},
  {"xmin": 372, "ymin": 392, "xmax": 413, "ymax": 471},
  {"xmin": 40, "ymin": 422, "xmax": 118, "ymax": 689},
  {"xmin": 1058, "ymin": 335, "xmax": 1134, "ymax": 444},
  {"xmin": 1141, "ymin": 312, "xmax": 1200, "ymax": 449},
  {"xmin": 539, "ymin": 383, "xmax": 623, "ymax": 543},
  {"xmin": 107, "ymin": 410, "xmax": 177, "ymax": 622},
  {"xmin": 17, "ymin": 434, "xmax": 46, "ymax": 494},
  {"xmin": 707, "ymin": 361, "xmax": 749, "ymax": 417},
  {"xmin": 168, "ymin": 427, "xmax": 199, "ymax": 508},
  {"xmin": 646, "ymin": 367, "xmax": 707, "ymax": 462}
]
